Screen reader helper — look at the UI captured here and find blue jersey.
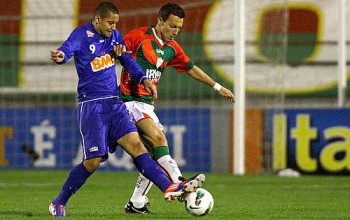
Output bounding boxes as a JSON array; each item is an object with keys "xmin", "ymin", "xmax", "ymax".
[{"xmin": 57, "ymin": 22, "xmax": 146, "ymax": 102}]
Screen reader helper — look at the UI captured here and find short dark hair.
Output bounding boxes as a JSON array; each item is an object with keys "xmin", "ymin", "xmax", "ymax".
[
  {"xmin": 158, "ymin": 3, "xmax": 185, "ymax": 21},
  {"xmin": 94, "ymin": 1, "xmax": 119, "ymax": 19}
]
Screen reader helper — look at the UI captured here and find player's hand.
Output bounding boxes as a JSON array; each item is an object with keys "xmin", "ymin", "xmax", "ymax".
[
  {"xmin": 50, "ymin": 50, "xmax": 65, "ymax": 63},
  {"xmin": 219, "ymin": 87, "xmax": 235, "ymax": 102},
  {"xmin": 143, "ymin": 79, "xmax": 158, "ymax": 105},
  {"xmin": 114, "ymin": 44, "xmax": 132, "ymax": 57}
]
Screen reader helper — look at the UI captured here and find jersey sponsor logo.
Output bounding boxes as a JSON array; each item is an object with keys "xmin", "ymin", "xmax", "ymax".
[
  {"xmin": 90, "ymin": 54, "xmax": 115, "ymax": 72},
  {"xmin": 146, "ymin": 69, "xmax": 162, "ymax": 82},
  {"xmin": 156, "ymin": 48, "xmax": 164, "ymax": 56},
  {"xmin": 89, "ymin": 146, "xmax": 99, "ymax": 152}
]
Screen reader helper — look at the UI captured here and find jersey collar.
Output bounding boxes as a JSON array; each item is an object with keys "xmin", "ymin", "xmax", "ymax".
[{"xmin": 151, "ymin": 27, "xmax": 165, "ymax": 46}]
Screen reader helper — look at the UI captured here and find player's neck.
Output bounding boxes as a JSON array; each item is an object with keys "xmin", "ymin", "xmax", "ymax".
[
  {"xmin": 153, "ymin": 27, "xmax": 165, "ymax": 46},
  {"xmin": 91, "ymin": 21, "xmax": 102, "ymax": 36}
]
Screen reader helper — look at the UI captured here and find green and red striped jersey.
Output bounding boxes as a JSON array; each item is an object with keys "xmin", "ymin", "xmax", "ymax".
[{"xmin": 119, "ymin": 26, "xmax": 194, "ymax": 104}]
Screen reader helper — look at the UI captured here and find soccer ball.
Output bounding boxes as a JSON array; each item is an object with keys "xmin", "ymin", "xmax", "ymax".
[{"xmin": 184, "ymin": 188, "xmax": 214, "ymax": 216}]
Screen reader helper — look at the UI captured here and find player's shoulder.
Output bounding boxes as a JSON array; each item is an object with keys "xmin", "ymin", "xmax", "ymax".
[
  {"xmin": 76, "ymin": 22, "xmax": 91, "ymax": 32},
  {"xmin": 168, "ymin": 39, "xmax": 183, "ymax": 50},
  {"xmin": 126, "ymin": 26, "xmax": 150, "ymax": 36},
  {"xmin": 71, "ymin": 23, "xmax": 92, "ymax": 38}
]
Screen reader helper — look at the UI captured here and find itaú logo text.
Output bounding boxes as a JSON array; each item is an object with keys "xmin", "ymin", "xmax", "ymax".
[
  {"xmin": 146, "ymin": 69, "xmax": 162, "ymax": 82},
  {"xmin": 90, "ymin": 54, "xmax": 114, "ymax": 72}
]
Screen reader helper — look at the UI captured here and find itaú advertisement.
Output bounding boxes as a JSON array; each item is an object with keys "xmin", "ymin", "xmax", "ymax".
[{"xmin": 269, "ymin": 109, "xmax": 350, "ymax": 174}]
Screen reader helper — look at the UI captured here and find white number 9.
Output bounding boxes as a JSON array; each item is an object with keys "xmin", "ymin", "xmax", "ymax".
[{"xmin": 89, "ymin": 44, "xmax": 95, "ymax": 54}]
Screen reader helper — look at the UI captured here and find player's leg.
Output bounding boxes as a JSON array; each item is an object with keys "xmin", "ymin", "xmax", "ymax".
[
  {"xmin": 137, "ymin": 122, "xmax": 206, "ymax": 201},
  {"xmin": 124, "ymin": 102, "xmax": 204, "ymax": 213},
  {"xmin": 114, "ymin": 101, "xmax": 199, "ymax": 202},
  {"xmin": 137, "ymin": 118, "xmax": 183, "ymax": 181},
  {"xmin": 49, "ymin": 158, "xmax": 100, "ymax": 216},
  {"xmin": 122, "ymin": 103, "xmax": 182, "ymax": 213},
  {"xmin": 117, "ymin": 130, "xmax": 199, "ymax": 201},
  {"xmin": 124, "ymin": 173, "xmax": 153, "ymax": 214},
  {"xmin": 110, "ymin": 100, "xmax": 174, "ymax": 193},
  {"xmin": 123, "ymin": 134, "xmax": 155, "ymax": 213},
  {"xmin": 136, "ymin": 108, "xmax": 206, "ymax": 187},
  {"xmin": 117, "ymin": 131, "xmax": 172, "ymax": 192},
  {"xmin": 49, "ymin": 101, "xmax": 107, "ymax": 217},
  {"xmin": 127, "ymin": 101, "xmax": 184, "ymax": 182}
]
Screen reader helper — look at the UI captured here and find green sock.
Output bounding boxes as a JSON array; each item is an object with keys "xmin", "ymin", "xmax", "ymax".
[{"xmin": 153, "ymin": 146, "xmax": 169, "ymax": 160}]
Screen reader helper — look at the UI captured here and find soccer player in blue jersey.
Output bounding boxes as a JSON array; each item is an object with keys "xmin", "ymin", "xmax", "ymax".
[{"xmin": 48, "ymin": 2, "xmax": 199, "ymax": 217}]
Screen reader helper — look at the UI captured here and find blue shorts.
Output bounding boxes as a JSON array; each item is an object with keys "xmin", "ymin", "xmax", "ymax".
[{"xmin": 77, "ymin": 97, "xmax": 137, "ymax": 162}]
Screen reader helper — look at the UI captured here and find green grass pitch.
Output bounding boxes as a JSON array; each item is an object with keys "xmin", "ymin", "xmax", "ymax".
[{"xmin": 1, "ymin": 170, "xmax": 349, "ymax": 219}]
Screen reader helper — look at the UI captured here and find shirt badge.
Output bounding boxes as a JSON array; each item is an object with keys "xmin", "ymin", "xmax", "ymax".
[
  {"xmin": 156, "ymin": 58, "xmax": 164, "ymax": 68},
  {"xmin": 86, "ymin": 30, "xmax": 94, "ymax": 38}
]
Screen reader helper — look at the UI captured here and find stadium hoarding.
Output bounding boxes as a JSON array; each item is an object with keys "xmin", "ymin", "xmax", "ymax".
[
  {"xmin": 6, "ymin": 0, "xmax": 350, "ymax": 97},
  {"xmin": 0, "ymin": 107, "xmax": 210, "ymax": 172},
  {"xmin": 268, "ymin": 108, "xmax": 350, "ymax": 174},
  {"xmin": 229, "ymin": 109, "xmax": 264, "ymax": 174},
  {"xmin": 0, "ymin": 0, "xmax": 21, "ymax": 87}
]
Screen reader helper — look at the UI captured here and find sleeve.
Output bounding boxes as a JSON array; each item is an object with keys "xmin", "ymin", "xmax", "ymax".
[
  {"xmin": 57, "ymin": 28, "xmax": 82, "ymax": 64},
  {"xmin": 119, "ymin": 55, "xmax": 148, "ymax": 83},
  {"xmin": 124, "ymin": 28, "xmax": 141, "ymax": 59},
  {"xmin": 167, "ymin": 43, "xmax": 194, "ymax": 73}
]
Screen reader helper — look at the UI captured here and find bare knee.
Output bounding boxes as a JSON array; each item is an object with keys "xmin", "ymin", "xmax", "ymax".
[
  {"xmin": 126, "ymin": 139, "xmax": 148, "ymax": 157},
  {"xmin": 143, "ymin": 130, "xmax": 167, "ymax": 147},
  {"xmin": 152, "ymin": 130, "xmax": 167, "ymax": 146},
  {"xmin": 118, "ymin": 132, "xmax": 148, "ymax": 157},
  {"xmin": 83, "ymin": 157, "xmax": 101, "ymax": 173}
]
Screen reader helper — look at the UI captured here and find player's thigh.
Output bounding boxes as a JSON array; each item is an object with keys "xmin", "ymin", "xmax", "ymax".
[
  {"xmin": 136, "ymin": 118, "xmax": 168, "ymax": 146},
  {"xmin": 118, "ymin": 131, "xmax": 148, "ymax": 157},
  {"xmin": 126, "ymin": 101, "xmax": 164, "ymax": 129},
  {"xmin": 78, "ymin": 101, "xmax": 108, "ymax": 159}
]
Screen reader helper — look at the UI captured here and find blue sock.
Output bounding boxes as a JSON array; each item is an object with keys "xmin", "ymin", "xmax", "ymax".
[
  {"xmin": 53, "ymin": 163, "xmax": 92, "ymax": 205},
  {"xmin": 133, "ymin": 153, "xmax": 172, "ymax": 192}
]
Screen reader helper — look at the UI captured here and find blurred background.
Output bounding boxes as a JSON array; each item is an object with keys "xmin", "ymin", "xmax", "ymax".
[{"xmin": 0, "ymin": 0, "xmax": 349, "ymax": 175}]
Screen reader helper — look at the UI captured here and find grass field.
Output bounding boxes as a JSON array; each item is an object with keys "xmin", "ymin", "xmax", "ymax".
[{"xmin": 1, "ymin": 170, "xmax": 349, "ymax": 219}]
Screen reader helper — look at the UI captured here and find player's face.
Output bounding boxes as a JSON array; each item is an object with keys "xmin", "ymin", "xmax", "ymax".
[
  {"xmin": 95, "ymin": 12, "xmax": 119, "ymax": 38},
  {"xmin": 158, "ymin": 14, "xmax": 183, "ymax": 42}
]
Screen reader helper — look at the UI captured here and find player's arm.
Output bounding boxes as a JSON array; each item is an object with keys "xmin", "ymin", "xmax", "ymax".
[
  {"xmin": 50, "ymin": 27, "xmax": 82, "ymax": 64},
  {"xmin": 186, "ymin": 65, "xmax": 235, "ymax": 102},
  {"xmin": 117, "ymin": 46, "xmax": 157, "ymax": 103},
  {"xmin": 143, "ymin": 79, "xmax": 158, "ymax": 104}
]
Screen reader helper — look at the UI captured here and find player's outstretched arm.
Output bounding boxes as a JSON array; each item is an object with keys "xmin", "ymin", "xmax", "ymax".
[{"xmin": 186, "ymin": 65, "xmax": 235, "ymax": 102}]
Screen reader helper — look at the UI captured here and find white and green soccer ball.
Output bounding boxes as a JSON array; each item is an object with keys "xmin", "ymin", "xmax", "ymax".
[{"xmin": 184, "ymin": 188, "xmax": 214, "ymax": 216}]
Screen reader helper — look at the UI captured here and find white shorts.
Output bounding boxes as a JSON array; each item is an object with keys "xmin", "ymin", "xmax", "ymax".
[{"xmin": 125, "ymin": 101, "xmax": 164, "ymax": 130}]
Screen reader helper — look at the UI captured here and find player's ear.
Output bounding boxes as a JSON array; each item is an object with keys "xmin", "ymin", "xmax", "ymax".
[
  {"xmin": 95, "ymin": 15, "xmax": 101, "ymax": 24},
  {"xmin": 157, "ymin": 17, "xmax": 164, "ymax": 26}
]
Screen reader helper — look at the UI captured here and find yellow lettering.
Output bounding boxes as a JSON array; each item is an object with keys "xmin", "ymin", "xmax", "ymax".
[
  {"xmin": 320, "ymin": 126, "xmax": 350, "ymax": 172},
  {"xmin": 100, "ymin": 54, "xmax": 113, "ymax": 67},
  {"xmin": 272, "ymin": 113, "xmax": 287, "ymax": 170},
  {"xmin": 291, "ymin": 114, "xmax": 317, "ymax": 172},
  {"xmin": 0, "ymin": 127, "xmax": 13, "ymax": 166},
  {"xmin": 91, "ymin": 57, "xmax": 102, "ymax": 71},
  {"xmin": 90, "ymin": 54, "xmax": 114, "ymax": 72}
]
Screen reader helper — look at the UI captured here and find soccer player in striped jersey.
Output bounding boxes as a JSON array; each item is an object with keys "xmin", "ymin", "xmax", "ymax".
[
  {"xmin": 119, "ymin": 3, "xmax": 235, "ymax": 214},
  {"xmin": 48, "ymin": 2, "xmax": 199, "ymax": 217}
]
